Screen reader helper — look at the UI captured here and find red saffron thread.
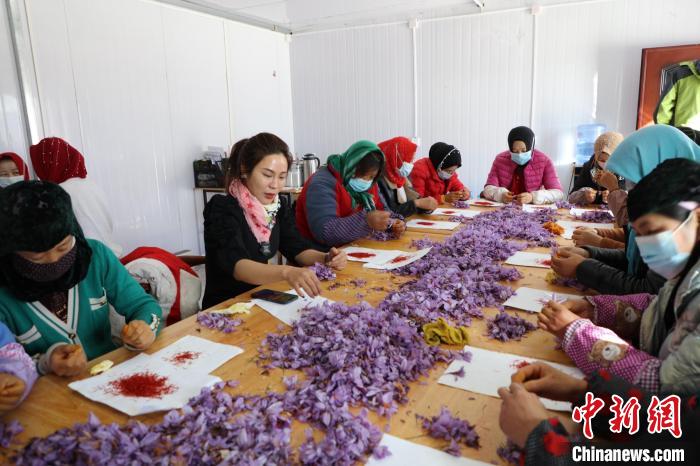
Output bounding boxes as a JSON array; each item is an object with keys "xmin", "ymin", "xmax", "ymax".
[
  {"xmin": 348, "ymin": 252, "xmax": 376, "ymax": 259},
  {"xmin": 511, "ymin": 360, "xmax": 530, "ymax": 370},
  {"xmin": 538, "ymin": 259, "xmax": 552, "ymax": 266},
  {"xmin": 169, "ymin": 351, "xmax": 201, "ymax": 366},
  {"xmin": 441, "ymin": 210, "xmax": 455, "ymax": 214},
  {"xmin": 106, "ymin": 371, "xmax": 176, "ymax": 398},
  {"xmin": 416, "ymin": 221, "xmax": 434, "ymax": 226},
  {"xmin": 472, "ymin": 201, "xmax": 492, "ymax": 206},
  {"xmin": 390, "ymin": 255, "xmax": 411, "ymax": 264}
]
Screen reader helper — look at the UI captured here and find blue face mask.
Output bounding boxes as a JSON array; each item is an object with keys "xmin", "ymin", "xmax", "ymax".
[
  {"xmin": 398, "ymin": 162, "xmax": 413, "ymax": 178},
  {"xmin": 635, "ymin": 215, "xmax": 693, "ymax": 279},
  {"xmin": 510, "ymin": 150, "xmax": 532, "ymax": 166},
  {"xmin": 348, "ymin": 177, "xmax": 373, "ymax": 192}
]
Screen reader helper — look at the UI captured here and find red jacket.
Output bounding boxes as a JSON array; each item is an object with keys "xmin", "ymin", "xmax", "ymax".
[{"xmin": 409, "ymin": 157, "xmax": 465, "ymax": 203}]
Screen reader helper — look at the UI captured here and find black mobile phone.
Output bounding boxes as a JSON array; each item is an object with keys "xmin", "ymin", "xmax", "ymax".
[{"xmin": 251, "ymin": 289, "xmax": 299, "ymax": 305}]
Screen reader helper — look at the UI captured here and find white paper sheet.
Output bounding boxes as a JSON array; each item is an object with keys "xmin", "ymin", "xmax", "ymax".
[
  {"xmin": 69, "ymin": 353, "xmax": 221, "ymax": 416},
  {"xmin": 470, "ymin": 198, "xmax": 503, "ymax": 207},
  {"xmin": 365, "ymin": 434, "xmax": 491, "ymax": 466},
  {"xmin": 343, "ymin": 246, "xmax": 404, "ymax": 264},
  {"xmin": 438, "ymin": 346, "xmax": 585, "ymax": 412},
  {"xmin": 502, "ymin": 286, "xmax": 582, "ymax": 313},
  {"xmin": 252, "ymin": 289, "xmax": 333, "ymax": 326},
  {"xmin": 557, "ymin": 220, "xmax": 614, "ymax": 239},
  {"xmin": 522, "ymin": 204, "xmax": 557, "ymax": 212},
  {"xmin": 364, "ymin": 247, "xmax": 432, "ymax": 270},
  {"xmin": 570, "ymin": 207, "xmax": 613, "ymax": 217},
  {"xmin": 429, "ymin": 208, "xmax": 480, "ymax": 218},
  {"xmin": 406, "ymin": 219, "xmax": 460, "ymax": 230},
  {"xmin": 150, "ymin": 335, "xmax": 243, "ymax": 375},
  {"xmin": 504, "ymin": 251, "xmax": 552, "ymax": 268}
]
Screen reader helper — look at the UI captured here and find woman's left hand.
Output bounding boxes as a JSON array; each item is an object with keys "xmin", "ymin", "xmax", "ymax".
[
  {"xmin": 596, "ymin": 171, "xmax": 619, "ymax": 192},
  {"xmin": 326, "ymin": 247, "xmax": 347, "ymax": 270},
  {"xmin": 551, "ymin": 251, "xmax": 586, "ymax": 278},
  {"xmin": 122, "ymin": 320, "xmax": 156, "ymax": 350},
  {"xmin": 515, "ymin": 192, "xmax": 534, "ymax": 204},
  {"xmin": 498, "ymin": 383, "xmax": 551, "ymax": 448},
  {"xmin": 392, "ymin": 220, "xmax": 406, "ymax": 238},
  {"xmin": 538, "ymin": 300, "xmax": 581, "ymax": 339}
]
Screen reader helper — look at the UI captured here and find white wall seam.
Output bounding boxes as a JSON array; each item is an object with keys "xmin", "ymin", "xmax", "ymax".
[
  {"xmin": 529, "ymin": 12, "xmax": 537, "ymax": 129},
  {"xmin": 410, "ymin": 19, "xmax": 418, "ymax": 141},
  {"xmin": 60, "ymin": 0, "xmax": 85, "ymax": 150}
]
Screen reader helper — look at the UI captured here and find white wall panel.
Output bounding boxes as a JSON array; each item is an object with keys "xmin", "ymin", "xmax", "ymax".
[
  {"xmin": 162, "ymin": 6, "xmax": 231, "ymax": 254},
  {"xmin": 290, "ymin": 24, "xmax": 413, "ymax": 160},
  {"xmin": 60, "ymin": 0, "xmax": 180, "ymax": 253},
  {"xmin": 225, "ymin": 21, "xmax": 295, "ymax": 150},
  {"xmin": 0, "ymin": 0, "xmax": 29, "ymax": 157},
  {"xmin": 24, "ymin": 0, "xmax": 83, "ymax": 151},
  {"xmin": 533, "ymin": 0, "xmax": 700, "ymax": 165},
  {"xmin": 418, "ymin": 12, "xmax": 533, "ymax": 194},
  {"xmin": 290, "ymin": 0, "xmax": 700, "ymax": 193}
]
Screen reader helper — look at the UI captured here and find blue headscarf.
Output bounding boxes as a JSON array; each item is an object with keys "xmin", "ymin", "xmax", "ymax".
[{"xmin": 607, "ymin": 125, "xmax": 700, "ymax": 273}]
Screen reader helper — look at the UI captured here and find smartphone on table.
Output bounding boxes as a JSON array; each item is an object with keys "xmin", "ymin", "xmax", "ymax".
[{"xmin": 251, "ymin": 289, "xmax": 299, "ymax": 305}]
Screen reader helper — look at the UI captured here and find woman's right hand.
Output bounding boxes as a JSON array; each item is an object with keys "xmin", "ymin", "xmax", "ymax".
[
  {"xmin": 49, "ymin": 344, "xmax": 87, "ymax": 377},
  {"xmin": 561, "ymin": 299, "xmax": 594, "ymax": 319},
  {"xmin": 502, "ymin": 191, "xmax": 514, "ymax": 203},
  {"xmin": 366, "ymin": 210, "xmax": 392, "ymax": 231},
  {"xmin": 282, "ymin": 266, "xmax": 322, "ymax": 298},
  {"xmin": 0, "ymin": 373, "xmax": 26, "ymax": 412},
  {"xmin": 511, "ymin": 362, "xmax": 588, "ymax": 403},
  {"xmin": 580, "ymin": 188, "xmax": 597, "ymax": 204},
  {"xmin": 414, "ymin": 197, "xmax": 438, "ymax": 211},
  {"xmin": 572, "ymin": 227, "xmax": 602, "ymax": 247}
]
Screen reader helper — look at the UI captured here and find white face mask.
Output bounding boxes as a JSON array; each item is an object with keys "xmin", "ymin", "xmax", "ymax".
[{"xmin": 0, "ymin": 175, "xmax": 24, "ymax": 188}]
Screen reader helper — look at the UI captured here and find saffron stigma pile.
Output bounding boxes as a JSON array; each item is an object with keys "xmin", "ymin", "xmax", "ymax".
[{"xmin": 5, "ymin": 205, "xmax": 555, "ymax": 464}]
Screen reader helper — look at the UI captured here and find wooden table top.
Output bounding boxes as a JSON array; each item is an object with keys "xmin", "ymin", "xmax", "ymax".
[{"xmin": 3, "ymin": 205, "xmax": 590, "ymax": 464}]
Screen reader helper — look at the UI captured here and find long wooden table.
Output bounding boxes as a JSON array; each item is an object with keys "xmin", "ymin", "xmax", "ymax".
[{"xmin": 2, "ymin": 205, "xmax": 589, "ymax": 464}]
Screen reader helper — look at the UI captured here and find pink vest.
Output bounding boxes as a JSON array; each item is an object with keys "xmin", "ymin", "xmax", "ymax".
[{"xmin": 484, "ymin": 149, "xmax": 562, "ymax": 192}]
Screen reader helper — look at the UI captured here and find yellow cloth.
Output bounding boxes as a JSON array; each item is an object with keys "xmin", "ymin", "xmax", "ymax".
[{"xmin": 422, "ymin": 317, "xmax": 469, "ymax": 346}]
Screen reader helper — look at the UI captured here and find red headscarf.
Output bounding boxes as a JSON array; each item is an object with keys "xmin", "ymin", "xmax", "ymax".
[
  {"xmin": 378, "ymin": 136, "xmax": 417, "ymax": 188},
  {"xmin": 0, "ymin": 152, "xmax": 30, "ymax": 180},
  {"xmin": 29, "ymin": 137, "xmax": 87, "ymax": 184}
]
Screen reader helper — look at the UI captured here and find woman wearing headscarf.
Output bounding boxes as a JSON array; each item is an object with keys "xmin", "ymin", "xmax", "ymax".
[
  {"xmin": 0, "ymin": 181, "xmax": 162, "ymax": 377},
  {"xmin": 409, "ymin": 142, "xmax": 470, "ymax": 204},
  {"xmin": 483, "ymin": 126, "xmax": 563, "ymax": 204},
  {"xmin": 568, "ymin": 131, "xmax": 625, "ymax": 205},
  {"xmin": 296, "ymin": 140, "xmax": 405, "ymax": 247},
  {"xmin": 203, "ymin": 133, "xmax": 346, "ymax": 309},
  {"xmin": 30, "ymin": 137, "xmax": 122, "ymax": 257},
  {"xmin": 0, "ymin": 152, "xmax": 30, "ymax": 188},
  {"xmin": 552, "ymin": 125, "xmax": 700, "ymax": 295},
  {"xmin": 376, "ymin": 137, "xmax": 438, "ymax": 217},
  {"xmin": 541, "ymin": 159, "xmax": 700, "ymax": 394}
]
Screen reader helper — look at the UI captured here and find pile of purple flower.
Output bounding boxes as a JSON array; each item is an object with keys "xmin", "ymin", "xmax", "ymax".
[
  {"xmin": 497, "ymin": 440, "xmax": 526, "ymax": 465},
  {"xmin": 554, "ymin": 199, "xmax": 573, "ymax": 209},
  {"xmin": 417, "ymin": 406, "xmax": 480, "ymax": 456},
  {"xmin": 309, "ymin": 262, "xmax": 336, "ymax": 281},
  {"xmin": 0, "ymin": 420, "xmax": 22, "ymax": 449},
  {"xmin": 452, "ymin": 200, "xmax": 470, "ymax": 209},
  {"xmin": 196, "ymin": 312, "xmax": 242, "ymax": 334},
  {"xmin": 259, "ymin": 301, "xmax": 450, "ymax": 417},
  {"xmin": 486, "ymin": 311, "xmax": 537, "ymax": 342},
  {"xmin": 470, "ymin": 205, "xmax": 557, "ymax": 247},
  {"xmin": 575, "ymin": 210, "xmax": 613, "ymax": 223},
  {"xmin": 13, "ymin": 380, "xmax": 388, "ymax": 465}
]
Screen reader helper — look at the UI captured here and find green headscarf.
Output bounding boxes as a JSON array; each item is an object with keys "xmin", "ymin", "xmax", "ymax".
[
  {"xmin": 606, "ymin": 125, "xmax": 700, "ymax": 275},
  {"xmin": 326, "ymin": 140, "xmax": 385, "ymax": 211},
  {"xmin": 607, "ymin": 125, "xmax": 700, "ymax": 183}
]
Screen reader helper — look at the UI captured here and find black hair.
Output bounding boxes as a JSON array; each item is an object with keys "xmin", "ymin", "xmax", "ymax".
[
  {"xmin": 225, "ymin": 133, "xmax": 292, "ymax": 186},
  {"xmin": 354, "ymin": 151, "xmax": 384, "ymax": 178},
  {"xmin": 627, "ymin": 158, "xmax": 700, "ymax": 222}
]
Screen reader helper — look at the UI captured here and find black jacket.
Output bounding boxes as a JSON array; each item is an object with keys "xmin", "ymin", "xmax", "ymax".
[
  {"xmin": 202, "ymin": 194, "xmax": 315, "ymax": 309},
  {"xmin": 570, "ymin": 154, "xmax": 624, "ymax": 203},
  {"xmin": 376, "ymin": 177, "xmax": 425, "ymax": 218},
  {"xmin": 577, "ymin": 235, "xmax": 666, "ymax": 295}
]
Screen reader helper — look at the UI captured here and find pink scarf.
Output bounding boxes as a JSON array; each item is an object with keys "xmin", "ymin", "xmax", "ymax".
[{"xmin": 228, "ymin": 180, "xmax": 274, "ymax": 244}]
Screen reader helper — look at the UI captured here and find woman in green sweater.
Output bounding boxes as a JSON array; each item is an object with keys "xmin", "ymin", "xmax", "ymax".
[{"xmin": 0, "ymin": 181, "xmax": 162, "ymax": 377}]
